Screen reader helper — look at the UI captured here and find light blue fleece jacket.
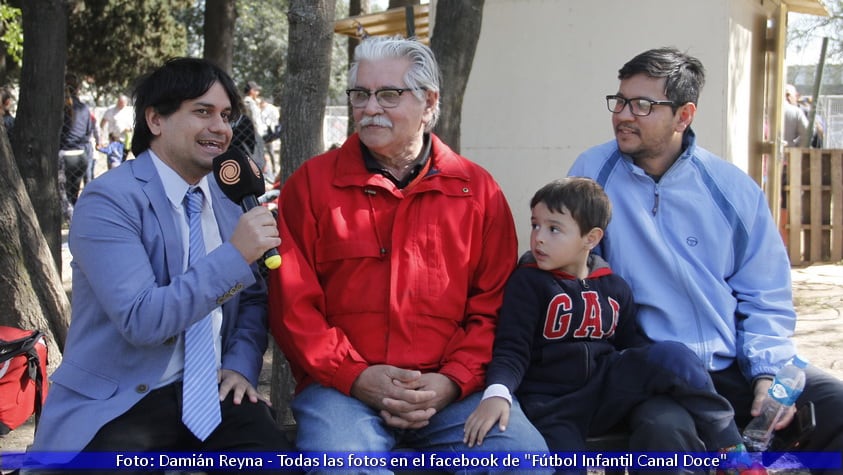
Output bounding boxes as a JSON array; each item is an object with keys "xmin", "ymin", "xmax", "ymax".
[{"xmin": 569, "ymin": 129, "xmax": 796, "ymax": 382}]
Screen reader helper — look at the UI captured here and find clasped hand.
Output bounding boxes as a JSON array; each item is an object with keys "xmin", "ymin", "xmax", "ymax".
[{"xmin": 350, "ymin": 365, "xmax": 459, "ymax": 429}]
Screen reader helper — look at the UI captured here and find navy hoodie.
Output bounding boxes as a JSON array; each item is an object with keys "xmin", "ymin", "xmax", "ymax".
[{"xmin": 485, "ymin": 253, "xmax": 650, "ymax": 397}]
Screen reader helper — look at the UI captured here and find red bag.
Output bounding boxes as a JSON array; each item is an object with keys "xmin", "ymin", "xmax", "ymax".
[{"xmin": 0, "ymin": 326, "xmax": 48, "ymax": 435}]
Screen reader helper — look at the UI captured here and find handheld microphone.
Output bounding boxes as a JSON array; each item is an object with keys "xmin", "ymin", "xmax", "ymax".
[{"xmin": 212, "ymin": 148, "xmax": 282, "ymax": 269}]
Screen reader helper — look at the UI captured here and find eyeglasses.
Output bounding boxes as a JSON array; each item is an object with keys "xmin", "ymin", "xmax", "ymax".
[
  {"xmin": 346, "ymin": 87, "xmax": 421, "ymax": 108},
  {"xmin": 606, "ymin": 95, "xmax": 675, "ymax": 117}
]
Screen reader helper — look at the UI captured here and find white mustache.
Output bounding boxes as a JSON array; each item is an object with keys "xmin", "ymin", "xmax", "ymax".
[{"xmin": 359, "ymin": 115, "xmax": 393, "ymax": 128}]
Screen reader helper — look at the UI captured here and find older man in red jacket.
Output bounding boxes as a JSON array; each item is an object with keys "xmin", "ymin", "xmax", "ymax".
[{"xmin": 268, "ymin": 36, "xmax": 549, "ymax": 473}]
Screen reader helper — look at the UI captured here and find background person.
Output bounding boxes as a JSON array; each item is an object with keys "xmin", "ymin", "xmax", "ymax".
[
  {"xmin": 268, "ymin": 36, "xmax": 549, "ymax": 474},
  {"xmin": 2, "ymin": 88, "xmax": 15, "ymax": 140},
  {"xmin": 260, "ymin": 98, "xmax": 281, "ymax": 174},
  {"xmin": 798, "ymin": 95, "xmax": 824, "ymax": 149},
  {"xmin": 783, "ymin": 84, "xmax": 809, "ymax": 148},
  {"xmin": 97, "ymin": 131, "xmax": 125, "ymax": 170},
  {"xmin": 100, "ymin": 93, "xmax": 134, "ymax": 161},
  {"xmin": 568, "ymin": 47, "xmax": 843, "ymax": 473},
  {"xmin": 83, "ymin": 107, "xmax": 101, "ymax": 185},
  {"xmin": 240, "ymin": 80, "xmax": 266, "ymax": 172},
  {"xmin": 58, "ymin": 74, "xmax": 95, "ymax": 224}
]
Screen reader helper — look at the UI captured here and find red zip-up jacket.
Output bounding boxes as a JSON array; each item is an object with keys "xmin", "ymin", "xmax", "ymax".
[{"xmin": 268, "ymin": 133, "xmax": 517, "ymax": 398}]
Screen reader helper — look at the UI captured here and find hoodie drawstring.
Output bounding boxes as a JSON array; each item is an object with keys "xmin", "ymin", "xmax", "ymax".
[{"xmin": 364, "ymin": 188, "xmax": 388, "ymax": 258}]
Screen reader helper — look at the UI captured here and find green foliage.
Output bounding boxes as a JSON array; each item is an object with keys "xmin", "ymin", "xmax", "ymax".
[
  {"xmin": 231, "ymin": 0, "xmax": 290, "ymax": 104},
  {"xmin": 175, "ymin": 0, "xmax": 204, "ymax": 58},
  {"xmin": 180, "ymin": 0, "xmax": 348, "ymax": 105},
  {"xmin": 10, "ymin": 0, "xmax": 353, "ymax": 104},
  {"xmin": 68, "ymin": 0, "xmax": 193, "ymax": 100},
  {"xmin": 788, "ymin": 1, "xmax": 843, "ymax": 63},
  {"xmin": 329, "ymin": 0, "xmax": 350, "ymax": 104},
  {"xmin": 0, "ymin": 4, "xmax": 22, "ymax": 66}
]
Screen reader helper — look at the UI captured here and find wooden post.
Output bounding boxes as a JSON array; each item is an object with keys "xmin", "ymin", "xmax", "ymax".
[
  {"xmin": 784, "ymin": 149, "xmax": 843, "ymax": 265},
  {"xmin": 832, "ymin": 152, "xmax": 843, "ymax": 261},
  {"xmin": 788, "ymin": 148, "xmax": 803, "ymax": 264},
  {"xmin": 809, "ymin": 149, "xmax": 822, "ymax": 261}
]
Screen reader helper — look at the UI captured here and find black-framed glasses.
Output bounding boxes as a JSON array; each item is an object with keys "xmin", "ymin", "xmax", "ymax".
[
  {"xmin": 346, "ymin": 87, "xmax": 421, "ymax": 108},
  {"xmin": 606, "ymin": 95, "xmax": 675, "ymax": 117}
]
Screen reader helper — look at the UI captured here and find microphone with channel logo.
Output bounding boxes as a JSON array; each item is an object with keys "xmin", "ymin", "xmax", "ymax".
[{"xmin": 212, "ymin": 148, "xmax": 282, "ymax": 269}]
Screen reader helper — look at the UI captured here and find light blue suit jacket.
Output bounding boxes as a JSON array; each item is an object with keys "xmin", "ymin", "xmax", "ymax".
[{"xmin": 31, "ymin": 151, "xmax": 269, "ymax": 454}]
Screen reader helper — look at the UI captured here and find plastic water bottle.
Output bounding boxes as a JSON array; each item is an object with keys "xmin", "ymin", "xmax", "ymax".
[{"xmin": 742, "ymin": 355, "xmax": 808, "ymax": 451}]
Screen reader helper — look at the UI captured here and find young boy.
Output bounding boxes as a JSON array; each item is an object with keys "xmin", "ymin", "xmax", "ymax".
[
  {"xmin": 97, "ymin": 132, "xmax": 125, "ymax": 170},
  {"xmin": 465, "ymin": 177, "xmax": 758, "ymax": 474}
]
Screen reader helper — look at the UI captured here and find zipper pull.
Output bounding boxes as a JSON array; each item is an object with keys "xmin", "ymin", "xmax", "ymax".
[{"xmin": 652, "ymin": 188, "xmax": 660, "ymax": 215}]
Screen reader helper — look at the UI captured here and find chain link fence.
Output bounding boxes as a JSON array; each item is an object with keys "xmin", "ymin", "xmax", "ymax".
[{"xmin": 816, "ymin": 95, "xmax": 843, "ymax": 149}]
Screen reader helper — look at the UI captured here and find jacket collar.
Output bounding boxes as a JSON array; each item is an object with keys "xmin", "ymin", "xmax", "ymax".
[
  {"xmin": 519, "ymin": 252, "xmax": 614, "ymax": 280},
  {"xmin": 362, "ymin": 133, "xmax": 432, "ymax": 189},
  {"xmin": 131, "ymin": 151, "xmax": 185, "ymax": 281},
  {"xmin": 619, "ymin": 128, "xmax": 698, "ymax": 180},
  {"xmin": 678, "ymin": 128, "xmax": 697, "ymax": 162},
  {"xmin": 332, "ymin": 133, "xmax": 471, "ymax": 190},
  {"xmin": 129, "ymin": 151, "xmax": 238, "ymax": 280}
]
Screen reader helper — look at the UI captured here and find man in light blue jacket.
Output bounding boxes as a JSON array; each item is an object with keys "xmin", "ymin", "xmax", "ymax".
[
  {"xmin": 27, "ymin": 58, "xmax": 293, "ymax": 475},
  {"xmin": 569, "ymin": 47, "xmax": 843, "ymax": 472}
]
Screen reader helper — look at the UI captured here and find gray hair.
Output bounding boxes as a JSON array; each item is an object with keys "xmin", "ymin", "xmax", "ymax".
[{"xmin": 348, "ymin": 36, "xmax": 441, "ymax": 131}]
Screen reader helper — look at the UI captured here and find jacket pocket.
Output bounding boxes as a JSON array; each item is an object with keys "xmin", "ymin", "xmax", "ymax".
[
  {"xmin": 315, "ymin": 239, "xmax": 388, "ymax": 317},
  {"xmin": 51, "ymin": 359, "xmax": 119, "ymax": 400},
  {"xmin": 316, "ymin": 239, "xmax": 381, "ymax": 263}
]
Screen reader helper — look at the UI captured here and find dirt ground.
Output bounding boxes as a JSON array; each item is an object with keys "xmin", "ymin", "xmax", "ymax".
[
  {"xmin": 2, "ymin": 259, "xmax": 842, "ymax": 469},
  {"xmin": 790, "ymin": 264, "xmax": 843, "ymax": 380}
]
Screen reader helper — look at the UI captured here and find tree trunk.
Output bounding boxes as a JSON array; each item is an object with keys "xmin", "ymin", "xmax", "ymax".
[
  {"xmin": 0, "ymin": 0, "xmax": 71, "ymax": 366},
  {"xmin": 431, "ymin": 0, "xmax": 484, "ymax": 153},
  {"xmin": 203, "ymin": 0, "xmax": 237, "ymax": 73},
  {"xmin": 12, "ymin": 0, "xmax": 69, "ymax": 275},
  {"xmin": 346, "ymin": 0, "xmax": 369, "ymax": 136},
  {"xmin": 270, "ymin": 0, "xmax": 336, "ymax": 426},
  {"xmin": 0, "ymin": 117, "xmax": 69, "ymax": 372},
  {"xmin": 280, "ymin": 0, "xmax": 336, "ymax": 178}
]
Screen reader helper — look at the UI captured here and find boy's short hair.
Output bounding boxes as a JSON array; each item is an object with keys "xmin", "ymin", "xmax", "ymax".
[{"xmin": 530, "ymin": 177, "xmax": 612, "ymax": 235}]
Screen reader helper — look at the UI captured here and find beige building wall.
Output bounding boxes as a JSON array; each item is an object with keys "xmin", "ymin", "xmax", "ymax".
[{"xmin": 460, "ymin": 0, "xmax": 775, "ymax": 251}]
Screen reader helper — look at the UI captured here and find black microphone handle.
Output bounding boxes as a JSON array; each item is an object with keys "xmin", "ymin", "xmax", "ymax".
[
  {"xmin": 240, "ymin": 194, "xmax": 260, "ymax": 211},
  {"xmin": 240, "ymin": 194, "xmax": 282, "ymax": 268}
]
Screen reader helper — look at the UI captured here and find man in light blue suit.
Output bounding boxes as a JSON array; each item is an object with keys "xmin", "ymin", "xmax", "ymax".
[{"xmin": 26, "ymin": 58, "xmax": 295, "ymax": 475}]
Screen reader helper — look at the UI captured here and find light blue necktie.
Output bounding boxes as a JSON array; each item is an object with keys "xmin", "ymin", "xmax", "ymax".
[{"xmin": 181, "ymin": 187, "xmax": 222, "ymax": 441}]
